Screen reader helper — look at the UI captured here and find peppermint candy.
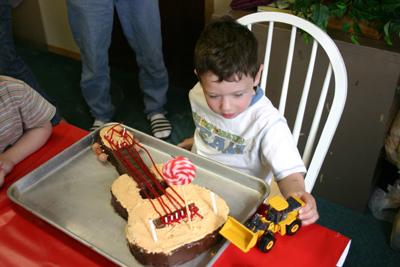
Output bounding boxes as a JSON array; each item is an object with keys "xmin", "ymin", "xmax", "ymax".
[{"xmin": 162, "ymin": 156, "xmax": 196, "ymax": 185}]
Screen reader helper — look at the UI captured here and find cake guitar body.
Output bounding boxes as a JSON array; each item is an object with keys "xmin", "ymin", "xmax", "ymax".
[
  {"xmin": 111, "ymin": 174, "xmax": 229, "ymax": 266},
  {"xmin": 97, "ymin": 124, "xmax": 230, "ymax": 266}
]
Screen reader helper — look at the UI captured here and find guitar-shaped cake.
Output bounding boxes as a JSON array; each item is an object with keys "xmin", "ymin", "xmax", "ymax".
[{"xmin": 95, "ymin": 123, "xmax": 229, "ymax": 266}]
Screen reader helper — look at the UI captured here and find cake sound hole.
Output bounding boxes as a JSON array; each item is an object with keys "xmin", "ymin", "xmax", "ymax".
[{"xmin": 139, "ymin": 181, "xmax": 168, "ymax": 199}]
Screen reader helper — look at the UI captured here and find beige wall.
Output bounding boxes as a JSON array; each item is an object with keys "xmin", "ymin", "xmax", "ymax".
[
  {"xmin": 205, "ymin": 0, "xmax": 231, "ymax": 23},
  {"xmin": 12, "ymin": 0, "xmax": 79, "ymax": 57},
  {"xmin": 38, "ymin": 0, "xmax": 79, "ymax": 54},
  {"xmin": 214, "ymin": 0, "xmax": 231, "ymax": 15}
]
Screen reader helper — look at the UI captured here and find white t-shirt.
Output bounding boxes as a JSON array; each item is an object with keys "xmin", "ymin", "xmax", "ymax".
[{"xmin": 189, "ymin": 82, "xmax": 306, "ymax": 184}]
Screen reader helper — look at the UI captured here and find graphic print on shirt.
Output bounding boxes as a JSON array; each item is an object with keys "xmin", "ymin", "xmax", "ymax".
[{"xmin": 193, "ymin": 112, "xmax": 246, "ymax": 154}]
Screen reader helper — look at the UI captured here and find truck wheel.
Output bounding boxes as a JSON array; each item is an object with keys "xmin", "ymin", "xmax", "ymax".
[
  {"xmin": 286, "ymin": 219, "xmax": 301, "ymax": 235},
  {"xmin": 258, "ymin": 232, "xmax": 276, "ymax": 253}
]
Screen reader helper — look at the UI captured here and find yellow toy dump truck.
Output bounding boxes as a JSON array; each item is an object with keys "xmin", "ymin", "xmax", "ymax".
[{"xmin": 220, "ymin": 195, "xmax": 305, "ymax": 253}]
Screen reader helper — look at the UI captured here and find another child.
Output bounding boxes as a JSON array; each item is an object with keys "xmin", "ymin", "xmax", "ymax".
[
  {"xmin": 178, "ymin": 16, "xmax": 319, "ymax": 225},
  {"xmin": 0, "ymin": 75, "xmax": 55, "ymax": 187}
]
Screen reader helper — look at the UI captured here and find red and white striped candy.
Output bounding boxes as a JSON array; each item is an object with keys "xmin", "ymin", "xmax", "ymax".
[{"xmin": 162, "ymin": 156, "xmax": 196, "ymax": 185}]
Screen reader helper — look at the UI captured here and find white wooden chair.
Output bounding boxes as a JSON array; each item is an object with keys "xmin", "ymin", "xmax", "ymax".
[{"xmin": 237, "ymin": 12, "xmax": 347, "ymax": 193}]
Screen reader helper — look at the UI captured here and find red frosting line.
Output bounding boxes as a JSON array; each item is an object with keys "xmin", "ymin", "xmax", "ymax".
[
  {"xmin": 103, "ymin": 124, "xmax": 202, "ymax": 225},
  {"xmin": 109, "ymin": 138, "xmax": 167, "ymax": 217}
]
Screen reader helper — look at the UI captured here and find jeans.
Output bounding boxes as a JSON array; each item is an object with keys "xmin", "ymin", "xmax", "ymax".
[
  {"xmin": 0, "ymin": 0, "xmax": 61, "ymax": 125},
  {"xmin": 66, "ymin": 0, "xmax": 169, "ymax": 122}
]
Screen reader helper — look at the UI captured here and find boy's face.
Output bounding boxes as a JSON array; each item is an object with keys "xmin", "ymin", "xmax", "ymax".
[{"xmin": 199, "ymin": 70, "xmax": 261, "ymax": 119}]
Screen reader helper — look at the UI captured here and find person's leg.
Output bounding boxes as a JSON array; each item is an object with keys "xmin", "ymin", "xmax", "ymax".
[
  {"xmin": 116, "ymin": 0, "xmax": 171, "ymax": 138},
  {"xmin": 66, "ymin": 0, "xmax": 115, "ymax": 126},
  {"xmin": 0, "ymin": 0, "xmax": 41, "ymax": 90},
  {"xmin": 0, "ymin": 0, "xmax": 61, "ymax": 125}
]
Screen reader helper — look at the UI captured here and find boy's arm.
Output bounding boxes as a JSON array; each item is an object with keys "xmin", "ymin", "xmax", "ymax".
[
  {"xmin": 0, "ymin": 168, "xmax": 4, "ymax": 187},
  {"xmin": 277, "ymin": 172, "xmax": 319, "ymax": 226},
  {"xmin": 0, "ymin": 121, "xmax": 53, "ymax": 178}
]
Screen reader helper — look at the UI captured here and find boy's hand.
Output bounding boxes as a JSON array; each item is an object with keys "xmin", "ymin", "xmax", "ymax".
[
  {"xmin": 295, "ymin": 191, "xmax": 319, "ymax": 226},
  {"xmin": 277, "ymin": 173, "xmax": 318, "ymax": 226},
  {"xmin": 91, "ymin": 143, "xmax": 109, "ymax": 162},
  {"xmin": 177, "ymin": 137, "xmax": 194, "ymax": 150}
]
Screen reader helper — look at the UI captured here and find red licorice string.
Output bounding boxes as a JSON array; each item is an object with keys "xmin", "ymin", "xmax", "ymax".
[
  {"xmin": 104, "ymin": 127, "xmax": 169, "ymax": 216},
  {"xmin": 135, "ymin": 141, "xmax": 186, "ymax": 205},
  {"xmin": 109, "ymin": 139, "xmax": 167, "ymax": 217},
  {"xmin": 125, "ymin": 145, "xmax": 184, "ymax": 211},
  {"xmin": 103, "ymin": 124, "xmax": 202, "ymax": 225}
]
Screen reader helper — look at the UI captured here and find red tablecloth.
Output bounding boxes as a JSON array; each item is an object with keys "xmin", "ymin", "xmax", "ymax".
[
  {"xmin": 213, "ymin": 223, "xmax": 350, "ymax": 267},
  {"xmin": 0, "ymin": 121, "xmax": 116, "ymax": 267},
  {"xmin": 0, "ymin": 121, "xmax": 350, "ymax": 267}
]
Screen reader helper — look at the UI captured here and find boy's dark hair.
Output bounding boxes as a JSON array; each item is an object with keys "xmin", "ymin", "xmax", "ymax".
[{"xmin": 194, "ymin": 16, "xmax": 259, "ymax": 82}]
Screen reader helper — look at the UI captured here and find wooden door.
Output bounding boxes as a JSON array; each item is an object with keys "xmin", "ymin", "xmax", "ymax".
[{"xmin": 109, "ymin": 1, "xmax": 204, "ymax": 89}]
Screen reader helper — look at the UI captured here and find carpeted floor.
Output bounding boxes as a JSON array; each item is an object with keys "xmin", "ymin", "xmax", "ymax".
[{"xmin": 14, "ymin": 42, "xmax": 400, "ymax": 267}]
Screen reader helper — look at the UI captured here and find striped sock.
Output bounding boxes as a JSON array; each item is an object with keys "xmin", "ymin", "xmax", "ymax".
[
  {"xmin": 90, "ymin": 119, "xmax": 106, "ymax": 131},
  {"xmin": 149, "ymin": 113, "xmax": 172, "ymax": 139}
]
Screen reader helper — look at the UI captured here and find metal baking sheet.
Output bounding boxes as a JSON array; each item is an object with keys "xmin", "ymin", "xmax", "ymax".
[{"xmin": 8, "ymin": 123, "xmax": 269, "ymax": 267}]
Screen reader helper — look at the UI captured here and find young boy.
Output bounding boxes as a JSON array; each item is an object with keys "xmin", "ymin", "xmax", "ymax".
[
  {"xmin": 178, "ymin": 16, "xmax": 319, "ymax": 226},
  {"xmin": 0, "ymin": 75, "xmax": 55, "ymax": 188}
]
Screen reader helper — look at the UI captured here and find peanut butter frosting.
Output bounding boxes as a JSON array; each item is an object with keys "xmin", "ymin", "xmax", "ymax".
[{"xmin": 111, "ymin": 174, "xmax": 229, "ymax": 254}]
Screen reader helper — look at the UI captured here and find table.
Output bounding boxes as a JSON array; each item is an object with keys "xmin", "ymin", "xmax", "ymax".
[
  {"xmin": 0, "ymin": 121, "xmax": 115, "ymax": 267},
  {"xmin": 0, "ymin": 121, "xmax": 350, "ymax": 267},
  {"xmin": 213, "ymin": 224, "xmax": 350, "ymax": 267}
]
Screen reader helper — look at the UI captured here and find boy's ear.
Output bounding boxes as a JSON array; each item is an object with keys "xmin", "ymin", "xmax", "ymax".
[
  {"xmin": 194, "ymin": 69, "xmax": 201, "ymax": 83},
  {"xmin": 253, "ymin": 64, "xmax": 263, "ymax": 87}
]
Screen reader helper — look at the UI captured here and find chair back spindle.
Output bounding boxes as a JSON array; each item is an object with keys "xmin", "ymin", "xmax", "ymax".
[{"xmin": 237, "ymin": 12, "xmax": 347, "ymax": 193}]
